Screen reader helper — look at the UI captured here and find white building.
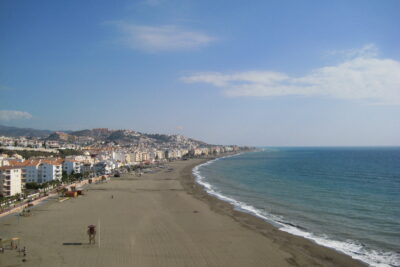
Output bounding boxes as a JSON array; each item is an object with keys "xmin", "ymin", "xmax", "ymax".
[
  {"xmin": 129, "ymin": 151, "xmax": 142, "ymax": 163},
  {"xmin": 45, "ymin": 141, "xmax": 60, "ymax": 149},
  {"xmin": 81, "ymin": 163, "xmax": 94, "ymax": 175},
  {"xmin": 62, "ymin": 159, "xmax": 82, "ymax": 175},
  {"xmin": 166, "ymin": 149, "xmax": 184, "ymax": 159},
  {"xmin": 65, "ymin": 155, "xmax": 92, "ymax": 163},
  {"xmin": 12, "ymin": 159, "xmax": 63, "ymax": 184},
  {"xmin": 24, "ymin": 160, "xmax": 41, "ymax": 183},
  {"xmin": 112, "ymin": 151, "xmax": 125, "ymax": 162},
  {"xmin": 94, "ymin": 161, "xmax": 113, "ymax": 175},
  {"xmin": 38, "ymin": 160, "xmax": 63, "ymax": 183},
  {"xmin": 0, "ymin": 166, "xmax": 24, "ymax": 197},
  {"xmin": 0, "ymin": 154, "xmax": 9, "ymax": 167}
]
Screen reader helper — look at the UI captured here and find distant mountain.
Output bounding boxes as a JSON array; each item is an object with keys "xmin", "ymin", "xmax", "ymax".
[
  {"xmin": 68, "ymin": 128, "xmax": 208, "ymax": 147},
  {"xmin": 67, "ymin": 128, "xmax": 209, "ymax": 147},
  {"xmin": 47, "ymin": 131, "xmax": 76, "ymax": 142},
  {"xmin": 0, "ymin": 125, "xmax": 52, "ymax": 138},
  {"xmin": 0, "ymin": 125, "xmax": 210, "ymax": 147},
  {"xmin": 69, "ymin": 128, "xmax": 112, "ymax": 138}
]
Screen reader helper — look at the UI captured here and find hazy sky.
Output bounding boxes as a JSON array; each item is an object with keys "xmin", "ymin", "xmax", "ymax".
[{"xmin": 1, "ymin": 0, "xmax": 399, "ymax": 146}]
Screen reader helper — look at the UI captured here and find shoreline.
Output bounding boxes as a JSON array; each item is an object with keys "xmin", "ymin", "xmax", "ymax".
[
  {"xmin": 0, "ymin": 157, "xmax": 365, "ymax": 266},
  {"xmin": 182, "ymin": 155, "xmax": 366, "ymax": 267}
]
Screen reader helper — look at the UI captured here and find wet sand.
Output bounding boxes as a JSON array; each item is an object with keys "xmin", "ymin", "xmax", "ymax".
[{"xmin": 0, "ymin": 158, "xmax": 364, "ymax": 266}]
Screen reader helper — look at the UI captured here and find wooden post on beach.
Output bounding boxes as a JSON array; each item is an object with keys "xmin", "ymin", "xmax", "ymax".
[{"xmin": 98, "ymin": 218, "xmax": 101, "ymax": 248}]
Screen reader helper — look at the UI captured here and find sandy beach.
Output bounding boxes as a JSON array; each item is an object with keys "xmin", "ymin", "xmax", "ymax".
[{"xmin": 0, "ymin": 158, "xmax": 364, "ymax": 267}]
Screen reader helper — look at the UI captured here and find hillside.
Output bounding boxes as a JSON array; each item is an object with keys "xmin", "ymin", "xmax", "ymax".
[
  {"xmin": 0, "ymin": 125, "xmax": 210, "ymax": 147},
  {"xmin": 0, "ymin": 125, "xmax": 52, "ymax": 138}
]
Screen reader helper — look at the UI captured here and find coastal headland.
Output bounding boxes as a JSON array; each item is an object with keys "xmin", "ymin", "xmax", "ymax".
[{"xmin": 0, "ymin": 158, "xmax": 364, "ymax": 267}]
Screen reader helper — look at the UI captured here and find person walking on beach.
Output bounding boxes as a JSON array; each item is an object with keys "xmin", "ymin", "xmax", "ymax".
[{"xmin": 87, "ymin": 225, "xmax": 96, "ymax": 244}]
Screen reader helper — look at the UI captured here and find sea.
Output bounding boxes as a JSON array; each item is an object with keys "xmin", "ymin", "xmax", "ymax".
[{"xmin": 193, "ymin": 147, "xmax": 400, "ymax": 267}]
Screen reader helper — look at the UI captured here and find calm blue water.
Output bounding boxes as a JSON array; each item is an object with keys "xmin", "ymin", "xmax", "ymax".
[{"xmin": 194, "ymin": 147, "xmax": 400, "ymax": 267}]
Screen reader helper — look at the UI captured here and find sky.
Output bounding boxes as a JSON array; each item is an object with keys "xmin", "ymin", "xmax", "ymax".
[{"xmin": 0, "ymin": 0, "xmax": 399, "ymax": 146}]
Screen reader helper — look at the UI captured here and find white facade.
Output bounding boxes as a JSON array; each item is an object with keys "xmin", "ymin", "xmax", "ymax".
[
  {"xmin": 66, "ymin": 155, "xmax": 92, "ymax": 162},
  {"xmin": 112, "ymin": 151, "xmax": 125, "ymax": 162},
  {"xmin": 25, "ymin": 163, "xmax": 40, "ymax": 183},
  {"xmin": 37, "ymin": 162, "xmax": 62, "ymax": 183},
  {"xmin": 81, "ymin": 163, "xmax": 93, "ymax": 175},
  {"xmin": 94, "ymin": 161, "xmax": 113, "ymax": 175},
  {"xmin": 0, "ymin": 167, "xmax": 23, "ymax": 197},
  {"xmin": 129, "ymin": 152, "xmax": 142, "ymax": 163},
  {"xmin": 0, "ymin": 159, "xmax": 9, "ymax": 167},
  {"xmin": 63, "ymin": 160, "xmax": 82, "ymax": 175},
  {"xmin": 166, "ymin": 149, "xmax": 183, "ymax": 159},
  {"xmin": 19, "ymin": 160, "xmax": 63, "ymax": 184},
  {"xmin": 45, "ymin": 141, "xmax": 60, "ymax": 148}
]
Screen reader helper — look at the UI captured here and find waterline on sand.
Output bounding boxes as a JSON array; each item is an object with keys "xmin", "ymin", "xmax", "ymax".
[{"xmin": 193, "ymin": 152, "xmax": 399, "ymax": 267}]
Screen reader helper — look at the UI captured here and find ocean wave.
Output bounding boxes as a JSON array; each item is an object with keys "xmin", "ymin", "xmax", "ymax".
[{"xmin": 192, "ymin": 157, "xmax": 400, "ymax": 267}]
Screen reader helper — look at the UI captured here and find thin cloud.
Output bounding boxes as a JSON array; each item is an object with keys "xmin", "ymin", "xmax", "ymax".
[
  {"xmin": 112, "ymin": 22, "xmax": 215, "ymax": 52},
  {"xmin": 0, "ymin": 110, "xmax": 33, "ymax": 121},
  {"xmin": 326, "ymin": 43, "xmax": 379, "ymax": 59},
  {"xmin": 182, "ymin": 45, "xmax": 400, "ymax": 105}
]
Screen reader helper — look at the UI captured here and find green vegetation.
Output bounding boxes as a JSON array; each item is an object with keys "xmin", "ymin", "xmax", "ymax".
[
  {"xmin": 58, "ymin": 149, "xmax": 83, "ymax": 157},
  {"xmin": 25, "ymin": 180, "xmax": 60, "ymax": 190},
  {"xmin": 0, "ymin": 148, "xmax": 82, "ymax": 159},
  {"xmin": 0, "ymin": 193, "xmax": 22, "ymax": 210},
  {"xmin": 61, "ymin": 171, "xmax": 84, "ymax": 183},
  {"xmin": 145, "ymin": 133, "xmax": 171, "ymax": 143},
  {"xmin": 0, "ymin": 148, "xmax": 58, "ymax": 158},
  {"xmin": 0, "ymin": 193, "xmax": 20, "ymax": 202},
  {"xmin": 25, "ymin": 182, "xmax": 42, "ymax": 190}
]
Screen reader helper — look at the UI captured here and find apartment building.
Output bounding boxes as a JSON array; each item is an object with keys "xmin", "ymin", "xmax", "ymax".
[
  {"xmin": 38, "ymin": 159, "xmax": 63, "ymax": 183},
  {"xmin": 10, "ymin": 159, "xmax": 63, "ymax": 184},
  {"xmin": 0, "ymin": 166, "xmax": 24, "ymax": 197},
  {"xmin": 62, "ymin": 159, "xmax": 82, "ymax": 175}
]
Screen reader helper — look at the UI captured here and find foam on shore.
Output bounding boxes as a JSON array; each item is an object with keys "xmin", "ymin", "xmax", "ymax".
[{"xmin": 193, "ymin": 156, "xmax": 400, "ymax": 267}]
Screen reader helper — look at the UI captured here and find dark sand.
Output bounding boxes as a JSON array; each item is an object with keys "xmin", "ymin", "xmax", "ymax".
[{"xmin": 0, "ymin": 158, "xmax": 364, "ymax": 266}]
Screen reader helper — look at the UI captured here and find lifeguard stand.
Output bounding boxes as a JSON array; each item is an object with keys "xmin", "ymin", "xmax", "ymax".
[{"xmin": 87, "ymin": 225, "xmax": 96, "ymax": 244}]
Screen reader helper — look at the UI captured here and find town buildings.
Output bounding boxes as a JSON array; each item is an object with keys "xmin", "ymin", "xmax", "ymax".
[{"xmin": 0, "ymin": 131, "xmax": 252, "ymax": 198}]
